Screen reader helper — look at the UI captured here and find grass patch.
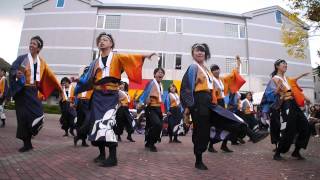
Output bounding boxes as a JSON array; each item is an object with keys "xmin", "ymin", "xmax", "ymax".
[{"xmin": 5, "ymin": 102, "xmax": 61, "ymax": 114}]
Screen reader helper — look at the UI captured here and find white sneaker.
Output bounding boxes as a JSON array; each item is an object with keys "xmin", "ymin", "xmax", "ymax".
[{"xmin": 315, "ymin": 135, "xmax": 319, "ymax": 138}]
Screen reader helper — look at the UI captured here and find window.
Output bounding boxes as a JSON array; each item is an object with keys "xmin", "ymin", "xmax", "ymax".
[
  {"xmin": 275, "ymin": 10, "xmax": 282, "ymax": 24},
  {"xmin": 239, "ymin": 25, "xmax": 246, "ymax": 38},
  {"xmin": 225, "ymin": 23, "xmax": 239, "ymax": 38},
  {"xmin": 105, "ymin": 15, "xmax": 121, "ymax": 29},
  {"xmin": 240, "ymin": 59, "xmax": 248, "ymax": 75},
  {"xmin": 159, "ymin": 17, "xmax": 168, "ymax": 32},
  {"xmin": 226, "ymin": 58, "xmax": 248, "ymax": 75},
  {"xmin": 158, "ymin": 53, "xmax": 166, "ymax": 68},
  {"xmin": 96, "ymin": 15, "xmax": 105, "ymax": 29},
  {"xmin": 175, "ymin": 54, "xmax": 182, "ymax": 70},
  {"xmin": 175, "ymin": 19, "xmax": 183, "ymax": 33},
  {"xmin": 225, "ymin": 23, "xmax": 246, "ymax": 38},
  {"xmin": 56, "ymin": 0, "xmax": 64, "ymax": 8},
  {"xmin": 226, "ymin": 58, "xmax": 236, "ymax": 73}
]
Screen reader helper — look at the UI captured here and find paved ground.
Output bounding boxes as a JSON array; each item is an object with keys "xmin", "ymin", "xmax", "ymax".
[{"xmin": 0, "ymin": 110, "xmax": 319, "ymax": 180}]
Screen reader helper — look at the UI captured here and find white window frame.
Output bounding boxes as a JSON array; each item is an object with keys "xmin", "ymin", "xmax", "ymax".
[
  {"xmin": 105, "ymin": 15, "xmax": 121, "ymax": 30},
  {"xmin": 56, "ymin": 0, "xmax": 65, "ymax": 8},
  {"xmin": 239, "ymin": 59, "xmax": 248, "ymax": 75},
  {"xmin": 175, "ymin": 18, "xmax": 183, "ymax": 33},
  {"xmin": 225, "ymin": 58, "xmax": 248, "ymax": 75},
  {"xmin": 159, "ymin": 17, "xmax": 168, "ymax": 32},
  {"xmin": 96, "ymin": 15, "xmax": 105, "ymax": 29},
  {"xmin": 225, "ymin": 23, "xmax": 247, "ymax": 38},
  {"xmin": 238, "ymin": 25, "xmax": 246, "ymax": 39},
  {"xmin": 158, "ymin": 53, "xmax": 166, "ymax": 68},
  {"xmin": 175, "ymin": 54, "xmax": 182, "ymax": 70}
]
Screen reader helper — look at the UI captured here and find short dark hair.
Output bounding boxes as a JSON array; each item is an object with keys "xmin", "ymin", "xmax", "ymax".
[
  {"xmin": 0, "ymin": 68, "xmax": 6, "ymax": 74},
  {"xmin": 96, "ymin": 32, "xmax": 115, "ymax": 49},
  {"xmin": 60, "ymin": 77, "xmax": 71, "ymax": 84},
  {"xmin": 31, "ymin": 36, "xmax": 44, "ymax": 50},
  {"xmin": 210, "ymin": 64, "xmax": 220, "ymax": 72},
  {"xmin": 153, "ymin": 67, "xmax": 165, "ymax": 76},
  {"xmin": 271, "ymin": 59, "xmax": 287, "ymax": 77},
  {"xmin": 168, "ymin": 84, "xmax": 178, "ymax": 93},
  {"xmin": 191, "ymin": 43, "xmax": 211, "ymax": 60},
  {"xmin": 120, "ymin": 81, "xmax": 129, "ymax": 91}
]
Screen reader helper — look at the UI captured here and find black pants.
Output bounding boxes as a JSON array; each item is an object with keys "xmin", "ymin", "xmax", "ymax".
[
  {"xmin": 277, "ymin": 99, "xmax": 311, "ymax": 153},
  {"xmin": 145, "ymin": 106, "xmax": 163, "ymax": 145},
  {"xmin": 242, "ymin": 113, "xmax": 259, "ymax": 130},
  {"xmin": 191, "ymin": 92, "xmax": 246, "ymax": 155},
  {"xmin": 115, "ymin": 106, "xmax": 134, "ymax": 136},
  {"xmin": 76, "ymin": 99, "xmax": 91, "ymax": 140},
  {"xmin": 269, "ymin": 108, "xmax": 281, "ymax": 145},
  {"xmin": 59, "ymin": 101, "xmax": 76, "ymax": 131},
  {"xmin": 168, "ymin": 107, "xmax": 182, "ymax": 138}
]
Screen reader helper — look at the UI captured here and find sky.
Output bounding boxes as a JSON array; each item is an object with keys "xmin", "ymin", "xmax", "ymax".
[{"xmin": 0, "ymin": 0, "xmax": 319, "ymax": 66}]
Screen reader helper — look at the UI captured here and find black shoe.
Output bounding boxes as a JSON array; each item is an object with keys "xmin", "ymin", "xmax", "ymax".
[
  {"xmin": 73, "ymin": 136, "xmax": 79, "ymax": 147},
  {"xmin": 292, "ymin": 151, "xmax": 305, "ymax": 160},
  {"xmin": 173, "ymin": 139, "xmax": 182, "ymax": 143},
  {"xmin": 63, "ymin": 133, "xmax": 68, "ymax": 137},
  {"xmin": 149, "ymin": 145, "xmax": 157, "ymax": 152},
  {"xmin": 238, "ymin": 138, "xmax": 245, "ymax": 144},
  {"xmin": 221, "ymin": 145, "xmax": 233, "ymax": 153},
  {"xmin": 93, "ymin": 155, "xmax": 106, "ymax": 163},
  {"xmin": 195, "ymin": 162, "xmax": 208, "ymax": 170},
  {"xmin": 208, "ymin": 146, "xmax": 217, "ymax": 153},
  {"xmin": 81, "ymin": 142, "xmax": 89, "ymax": 147},
  {"xmin": 231, "ymin": 141, "xmax": 240, "ymax": 145},
  {"xmin": 169, "ymin": 139, "xmax": 173, "ymax": 143},
  {"xmin": 117, "ymin": 135, "xmax": 122, "ymax": 142},
  {"xmin": 69, "ymin": 129, "xmax": 75, "ymax": 136},
  {"xmin": 145, "ymin": 142, "xmax": 150, "ymax": 149},
  {"xmin": 251, "ymin": 131, "xmax": 269, "ymax": 143},
  {"xmin": 18, "ymin": 146, "xmax": 33, "ymax": 153},
  {"xmin": 0, "ymin": 123, "xmax": 4, "ymax": 128},
  {"xmin": 127, "ymin": 136, "xmax": 135, "ymax": 142},
  {"xmin": 99, "ymin": 158, "xmax": 118, "ymax": 167},
  {"xmin": 273, "ymin": 153, "xmax": 283, "ymax": 161}
]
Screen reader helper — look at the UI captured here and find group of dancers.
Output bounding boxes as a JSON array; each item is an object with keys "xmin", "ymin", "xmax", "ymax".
[{"xmin": 7, "ymin": 32, "xmax": 312, "ymax": 170}]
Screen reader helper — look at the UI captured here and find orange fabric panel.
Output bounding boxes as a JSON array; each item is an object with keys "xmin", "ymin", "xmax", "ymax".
[
  {"xmin": 211, "ymin": 89, "xmax": 218, "ymax": 104},
  {"xmin": 223, "ymin": 69, "xmax": 246, "ymax": 94},
  {"xmin": 0, "ymin": 77, "xmax": 5, "ymax": 95},
  {"xmin": 117, "ymin": 54, "xmax": 144, "ymax": 84},
  {"xmin": 38, "ymin": 58, "xmax": 62, "ymax": 100},
  {"xmin": 288, "ymin": 78, "xmax": 305, "ymax": 107}
]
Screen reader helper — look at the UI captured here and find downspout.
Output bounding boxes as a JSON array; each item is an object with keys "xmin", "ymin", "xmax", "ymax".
[{"xmin": 244, "ymin": 17, "xmax": 251, "ymax": 92}]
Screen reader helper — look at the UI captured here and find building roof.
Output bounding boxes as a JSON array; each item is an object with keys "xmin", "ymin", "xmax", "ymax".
[
  {"xmin": 93, "ymin": 0, "xmax": 251, "ymax": 19},
  {"xmin": 23, "ymin": 0, "xmax": 308, "ymax": 27}
]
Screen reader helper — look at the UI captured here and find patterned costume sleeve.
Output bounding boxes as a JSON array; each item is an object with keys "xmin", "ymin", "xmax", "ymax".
[
  {"xmin": 164, "ymin": 94, "xmax": 171, "ymax": 113},
  {"xmin": 139, "ymin": 81, "xmax": 153, "ymax": 105},
  {"xmin": 180, "ymin": 64, "xmax": 197, "ymax": 108},
  {"xmin": 260, "ymin": 80, "xmax": 278, "ymax": 113},
  {"xmin": 74, "ymin": 60, "xmax": 96, "ymax": 95},
  {"xmin": 9, "ymin": 55, "xmax": 26, "ymax": 98}
]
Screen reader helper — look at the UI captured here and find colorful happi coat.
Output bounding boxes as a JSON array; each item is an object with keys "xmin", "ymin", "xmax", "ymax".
[
  {"xmin": 10, "ymin": 53, "xmax": 62, "ymax": 139},
  {"xmin": 75, "ymin": 52, "xmax": 144, "ymax": 143},
  {"xmin": 180, "ymin": 62, "xmax": 246, "ymax": 143}
]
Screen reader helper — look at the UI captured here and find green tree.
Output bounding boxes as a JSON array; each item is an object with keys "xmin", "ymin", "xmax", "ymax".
[{"xmin": 281, "ymin": 0, "xmax": 320, "ymax": 59}]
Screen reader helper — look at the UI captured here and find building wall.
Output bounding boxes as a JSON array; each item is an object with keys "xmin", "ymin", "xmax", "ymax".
[
  {"xmin": 18, "ymin": 0, "xmax": 314, "ymax": 100},
  {"xmin": 18, "ymin": 0, "xmax": 97, "ymax": 77}
]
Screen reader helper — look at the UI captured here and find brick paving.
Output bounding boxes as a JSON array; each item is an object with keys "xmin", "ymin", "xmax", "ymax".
[{"xmin": 0, "ymin": 110, "xmax": 319, "ymax": 180}]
